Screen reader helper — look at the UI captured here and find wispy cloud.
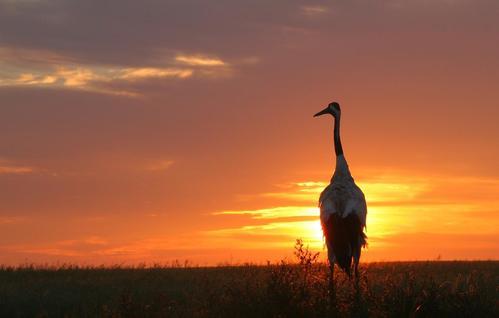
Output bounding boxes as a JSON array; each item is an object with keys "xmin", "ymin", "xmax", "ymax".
[
  {"xmin": 10, "ymin": 236, "xmax": 111, "ymax": 257},
  {"xmin": 144, "ymin": 160, "xmax": 174, "ymax": 171},
  {"xmin": 175, "ymin": 54, "xmax": 226, "ymax": 66},
  {"xmin": 9, "ymin": 73, "xmax": 57, "ymax": 85},
  {"xmin": 213, "ymin": 206, "xmax": 318, "ymax": 219},
  {"xmin": 119, "ymin": 68, "xmax": 193, "ymax": 80},
  {"xmin": 57, "ymin": 236, "xmax": 109, "ymax": 247},
  {"xmin": 0, "ymin": 160, "xmax": 34, "ymax": 175},
  {"xmin": 0, "ymin": 47, "xmax": 75, "ymax": 65},
  {"xmin": 0, "ymin": 48, "xmax": 239, "ymax": 96},
  {"xmin": 301, "ymin": 5, "xmax": 328, "ymax": 16},
  {"xmin": 207, "ymin": 220, "xmax": 324, "ymax": 249},
  {"xmin": 0, "ymin": 64, "xmax": 195, "ymax": 96},
  {"xmin": 260, "ymin": 182, "xmax": 327, "ymax": 201},
  {"xmin": 0, "ymin": 216, "xmax": 27, "ymax": 225}
]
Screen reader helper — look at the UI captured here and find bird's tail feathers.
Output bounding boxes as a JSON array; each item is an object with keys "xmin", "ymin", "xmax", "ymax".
[
  {"xmin": 323, "ymin": 213, "xmax": 366, "ymax": 276},
  {"xmin": 360, "ymin": 231, "xmax": 368, "ymax": 248}
]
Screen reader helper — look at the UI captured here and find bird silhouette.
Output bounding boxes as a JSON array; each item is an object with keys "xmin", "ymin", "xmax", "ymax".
[{"xmin": 314, "ymin": 102, "xmax": 367, "ymax": 284}]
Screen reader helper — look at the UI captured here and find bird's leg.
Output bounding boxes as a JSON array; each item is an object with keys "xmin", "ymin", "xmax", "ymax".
[
  {"xmin": 353, "ymin": 246, "xmax": 361, "ymax": 288},
  {"xmin": 354, "ymin": 261, "xmax": 360, "ymax": 290},
  {"xmin": 352, "ymin": 260, "xmax": 363, "ymax": 316},
  {"xmin": 328, "ymin": 263, "xmax": 336, "ymax": 307},
  {"xmin": 329, "ymin": 263, "xmax": 335, "ymax": 288}
]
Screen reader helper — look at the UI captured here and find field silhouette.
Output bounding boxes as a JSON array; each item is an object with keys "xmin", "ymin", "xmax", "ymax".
[{"xmin": 1, "ymin": 241, "xmax": 497, "ymax": 317}]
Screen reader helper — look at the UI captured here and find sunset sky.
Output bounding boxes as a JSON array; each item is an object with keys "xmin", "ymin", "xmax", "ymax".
[{"xmin": 1, "ymin": 0, "xmax": 498, "ymax": 265}]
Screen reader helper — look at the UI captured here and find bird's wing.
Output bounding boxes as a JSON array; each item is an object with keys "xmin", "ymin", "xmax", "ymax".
[
  {"xmin": 351, "ymin": 184, "xmax": 367, "ymax": 228},
  {"xmin": 319, "ymin": 181, "xmax": 367, "ymax": 228},
  {"xmin": 319, "ymin": 184, "xmax": 343, "ymax": 226}
]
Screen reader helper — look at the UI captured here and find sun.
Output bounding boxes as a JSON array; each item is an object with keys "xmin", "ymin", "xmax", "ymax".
[{"xmin": 299, "ymin": 219, "xmax": 324, "ymax": 249}]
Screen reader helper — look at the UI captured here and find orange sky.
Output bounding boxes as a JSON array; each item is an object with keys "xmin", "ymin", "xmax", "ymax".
[{"xmin": 0, "ymin": 0, "xmax": 498, "ymax": 265}]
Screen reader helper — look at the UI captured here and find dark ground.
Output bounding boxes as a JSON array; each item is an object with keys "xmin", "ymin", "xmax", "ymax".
[{"xmin": 0, "ymin": 246, "xmax": 497, "ymax": 317}]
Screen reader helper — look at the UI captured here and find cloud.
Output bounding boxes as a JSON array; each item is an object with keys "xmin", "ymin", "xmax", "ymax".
[
  {"xmin": 57, "ymin": 236, "xmax": 109, "ymax": 247},
  {"xmin": 259, "ymin": 182, "xmax": 327, "ymax": 201},
  {"xmin": 10, "ymin": 73, "xmax": 57, "ymax": 85},
  {"xmin": 0, "ymin": 161, "xmax": 34, "ymax": 174},
  {"xmin": 54, "ymin": 67, "xmax": 97, "ymax": 87},
  {"xmin": 0, "ymin": 62, "xmax": 197, "ymax": 96},
  {"xmin": 0, "ymin": 0, "xmax": 496, "ymax": 68},
  {"xmin": 301, "ymin": 5, "xmax": 328, "ymax": 16},
  {"xmin": 0, "ymin": 46, "xmax": 75, "ymax": 66},
  {"xmin": 9, "ymin": 236, "xmax": 111, "ymax": 257},
  {"xmin": 0, "ymin": 47, "xmax": 240, "ymax": 96},
  {"xmin": 175, "ymin": 55, "xmax": 226, "ymax": 66},
  {"xmin": 364, "ymin": 232, "xmax": 499, "ymax": 261},
  {"xmin": 0, "ymin": 216, "xmax": 27, "ymax": 225},
  {"xmin": 144, "ymin": 160, "xmax": 174, "ymax": 171},
  {"xmin": 206, "ymin": 220, "xmax": 324, "ymax": 249},
  {"xmin": 256, "ymin": 175, "xmax": 499, "ymax": 206},
  {"xmin": 213, "ymin": 206, "xmax": 318, "ymax": 219},
  {"xmin": 119, "ymin": 68, "xmax": 193, "ymax": 80}
]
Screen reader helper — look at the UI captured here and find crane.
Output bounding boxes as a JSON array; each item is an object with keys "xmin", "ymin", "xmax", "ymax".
[{"xmin": 314, "ymin": 101, "xmax": 367, "ymax": 285}]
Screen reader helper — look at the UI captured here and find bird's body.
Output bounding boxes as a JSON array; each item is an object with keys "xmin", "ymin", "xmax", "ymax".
[
  {"xmin": 314, "ymin": 102, "xmax": 367, "ymax": 279},
  {"xmin": 319, "ymin": 154, "xmax": 367, "ymax": 276}
]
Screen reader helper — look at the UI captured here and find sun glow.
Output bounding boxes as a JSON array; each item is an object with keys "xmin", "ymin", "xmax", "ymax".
[
  {"xmin": 302, "ymin": 220, "xmax": 325, "ymax": 248},
  {"xmin": 206, "ymin": 173, "xmax": 499, "ymax": 262}
]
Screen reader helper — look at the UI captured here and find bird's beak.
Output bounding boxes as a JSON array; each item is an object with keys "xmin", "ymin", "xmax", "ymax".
[{"xmin": 313, "ymin": 107, "xmax": 330, "ymax": 117}]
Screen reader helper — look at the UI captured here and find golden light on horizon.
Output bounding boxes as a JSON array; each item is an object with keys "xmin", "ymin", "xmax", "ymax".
[
  {"xmin": 203, "ymin": 173, "xmax": 499, "ymax": 263},
  {"xmin": 2, "ymin": 171, "xmax": 496, "ymax": 265}
]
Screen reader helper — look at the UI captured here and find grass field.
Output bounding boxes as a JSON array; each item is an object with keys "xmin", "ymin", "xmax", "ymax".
[{"xmin": 1, "ymin": 243, "xmax": 497, "ymax": 317}]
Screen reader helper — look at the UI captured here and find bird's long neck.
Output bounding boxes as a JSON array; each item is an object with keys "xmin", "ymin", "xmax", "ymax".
[
  {"xmin": 332, "ymin": 114, "xmax": 351, "ymax": 181},
  {"xmin": 333, "ymin": 115, "xmax": 343, "ymax": 157}
]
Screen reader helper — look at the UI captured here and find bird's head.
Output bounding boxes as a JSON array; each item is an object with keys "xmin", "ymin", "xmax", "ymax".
[{"xmin": 313, "ymin": 102, "xmax": 341, "ymax": 118}]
